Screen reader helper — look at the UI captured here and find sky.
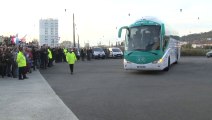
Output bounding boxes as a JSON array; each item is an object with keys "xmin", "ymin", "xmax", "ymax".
[{"xmin": 0, "ymin": 0, "xmax": 212, "ymax": 46}]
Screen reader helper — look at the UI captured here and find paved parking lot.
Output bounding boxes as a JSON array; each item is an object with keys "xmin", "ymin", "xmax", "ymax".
[{"xmin": 41, "ymin": 57, "xmax": 212, "ymax": 120}]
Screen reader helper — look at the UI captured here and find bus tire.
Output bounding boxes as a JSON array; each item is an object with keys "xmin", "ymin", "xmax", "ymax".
[
  {"xmin": 174, "ymin": 53, "xmax": 178, "ymax": 64},
  {"xmin": 164, "ymin": 57, "xmax": 170, "ymax": 71}
]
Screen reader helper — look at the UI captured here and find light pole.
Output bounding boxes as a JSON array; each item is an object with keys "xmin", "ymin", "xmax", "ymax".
[
  {"xmin": 77, "ymin": 34, "xmax": 79, "ymax": 49},
  {"xmin": 115, "ymin": 26, "xmax": 118, "ymax": 47},
  {"xmin": 65, "ymin": 9, "xmax": 76, "ymax": 47},
  {"xmin": 73, "ymin": 13, "xmax": 76, "ymax": 47}
]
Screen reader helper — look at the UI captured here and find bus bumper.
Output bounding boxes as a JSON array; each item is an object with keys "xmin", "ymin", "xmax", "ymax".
[{"xmin": 123, "ymin": 59, "xmax": 167, "ymax": 71}]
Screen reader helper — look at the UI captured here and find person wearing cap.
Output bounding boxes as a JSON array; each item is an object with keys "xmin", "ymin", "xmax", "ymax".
[{"xmin": 66, "ymin": 49, "xmax": 77, "ymax": 74}]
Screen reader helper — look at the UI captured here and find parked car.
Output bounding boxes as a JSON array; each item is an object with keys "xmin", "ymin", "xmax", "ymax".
[
  {"xmin": 108, "ymin": 47, "xmax": 123, "ymax": 58},
  {"xmin": 92, "ymin": 47, "xmax": 106, "ymax": 59},
  {"xmin": 206, "ymin": 50, "xmax": 212, "ymax": 58}
]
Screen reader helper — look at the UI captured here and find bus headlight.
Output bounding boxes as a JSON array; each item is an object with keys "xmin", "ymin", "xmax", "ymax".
[
  {"xmin": 124, "ymin": 59, "xmax": 132, "ymax": 64},
  {"xmin": 152, "ymin": 58, "xmax": 163, "ymax": 64}
]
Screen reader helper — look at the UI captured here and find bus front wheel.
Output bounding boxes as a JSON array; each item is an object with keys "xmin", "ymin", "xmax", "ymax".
[{"xmin": 164, "ymin": 57, "xmax": 170, "ymax": 71}]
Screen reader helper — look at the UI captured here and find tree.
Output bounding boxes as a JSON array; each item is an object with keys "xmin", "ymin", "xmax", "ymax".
[
  {"xmin": 4, "ymin": 37, "xmax": 11, "ymax": 46},
  {"xmin": 32, "ymin": 39, "xmax": 38, "ymax": 43},
  {"xmin": 60, "ymin": 41, "xmax": 72, "ymax": 48},
  {"xmin": 120, "ymin": 41, "xmax": 125, "ymax": 46},
  {"xmin": 182, "ymin": 43, "xmax": 192, "ymax": 49}
]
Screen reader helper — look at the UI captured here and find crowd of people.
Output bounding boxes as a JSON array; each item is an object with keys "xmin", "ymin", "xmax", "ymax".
[
  {"xmin": 0, "ymin": 44, "xmax": 77, "ymax": 80},
  {"xmin": 0, "ymin": 42, "xmax": 122, "ymax": 80}
]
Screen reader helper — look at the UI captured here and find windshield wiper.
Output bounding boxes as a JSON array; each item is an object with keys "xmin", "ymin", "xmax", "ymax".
[
  {"xmin": 127, "ymin": 49, "xmax": 158, "ymax": 56},
  {"xmin": 147, "ymin": 51, "xmax": 158, "ymax": 55},
  {"xmin": 134, "ymin": 49, "xmax": 158, "ymax": 55},
  {"xmin": 133, "ymin": 48, "xmax": 145, "ymax": 51},
  {"xmin": 127, "ymin": 48, "xmax": 144, "ymax": 55},
  {"xmin": 127, "ymin": 51, "xmax": 133, "ymax": 56}
]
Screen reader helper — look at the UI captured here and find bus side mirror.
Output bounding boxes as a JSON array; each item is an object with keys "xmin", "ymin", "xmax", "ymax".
[{"xmin": 118, "ymin": 26, "xmax": 129, "ymax": 38}]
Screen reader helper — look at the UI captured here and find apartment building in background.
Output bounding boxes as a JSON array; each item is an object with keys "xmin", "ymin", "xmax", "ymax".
[{"xmin": 39, "ymin": 18, "xmax": 59, "ymax": 47}]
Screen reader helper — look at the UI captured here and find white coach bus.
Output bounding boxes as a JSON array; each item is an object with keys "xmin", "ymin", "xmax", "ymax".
[{"xmin": 118, "ymin": 17, "xmax": 181, "ymax": 71}]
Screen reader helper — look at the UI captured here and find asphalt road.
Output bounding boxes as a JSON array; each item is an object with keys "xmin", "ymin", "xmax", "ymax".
[{"xmin": 40, "ymin": 57, "xmax": 212, "ymax": 120}]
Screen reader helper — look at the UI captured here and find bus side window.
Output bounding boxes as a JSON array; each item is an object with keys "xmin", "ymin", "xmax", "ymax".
[{"xmin": 163, "ymin": 36, "xmax": 169, "ymax": 50}]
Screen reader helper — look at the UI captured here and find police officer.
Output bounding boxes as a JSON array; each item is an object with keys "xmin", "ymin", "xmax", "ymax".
[
  {"xmin": 66, "ymin": 48, "xmax": 77, "ymax": 74},
  {"xmin": 16, "ymin": 47, "xmax": 28, "ymax": 80}
]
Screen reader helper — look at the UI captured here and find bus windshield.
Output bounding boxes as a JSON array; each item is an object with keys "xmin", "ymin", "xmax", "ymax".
[{"xmin": 126, "ymin": 25, "xmax": 161, "ymax": 51}]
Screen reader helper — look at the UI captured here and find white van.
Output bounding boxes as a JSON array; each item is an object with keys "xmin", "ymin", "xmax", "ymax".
[
  {"xmin": 108, "ymin": 47, "xmax": 123, "ymax": 58},
  {"xmin": 92, "ymin": 47, "xmax": 106, "ymax": 59}
]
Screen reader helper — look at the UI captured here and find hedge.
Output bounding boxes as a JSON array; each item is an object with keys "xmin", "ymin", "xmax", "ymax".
[{"xmin": 181, "ymin": 48, "xmax": 210, "ymax": 56}]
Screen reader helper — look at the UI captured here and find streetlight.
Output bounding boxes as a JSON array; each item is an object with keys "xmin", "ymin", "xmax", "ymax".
[
  {"xmin": 115, "ymin": 27, "xmax": 118, "ymax": 47},
  {"xmin": 65, "ymin": 9, "xmax": 76, "ymax": 47}
]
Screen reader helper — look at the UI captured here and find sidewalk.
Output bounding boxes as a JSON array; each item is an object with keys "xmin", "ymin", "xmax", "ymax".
[{"xmin": 0, "ymin": 70, "xmax": 79, "ymax": 120}]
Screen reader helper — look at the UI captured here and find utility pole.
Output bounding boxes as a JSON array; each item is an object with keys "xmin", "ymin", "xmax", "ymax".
[
  {"xmin": 73, "ymin": 13, "xmax": 76, "ymax": 47},
  {"xmin": 65, "ymin": 9, "xmax": 76, "ymax": 47},
  {"xmin": 78, "ymin": 34, "xmax": 79, "ymax": 49}
]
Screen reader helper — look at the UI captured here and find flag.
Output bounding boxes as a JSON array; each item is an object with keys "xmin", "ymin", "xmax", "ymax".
[
  {"xmin": 15, "ymin": 37, "xmax": 20, "ymax": 45},
  {"xmin": 11, "ymin": 36, "xmax": 15, "ymax": 45},
  {"xmin": 20, "ymin": 38, "xmax": 26, "ymax": 42}
]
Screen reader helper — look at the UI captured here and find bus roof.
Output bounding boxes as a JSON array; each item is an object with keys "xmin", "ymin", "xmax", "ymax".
[
  {"xmin": 128, "ymin": 16, "xmax": 179, "ymax": 36},
  {"xmin": 129, "ymin": 16, "xmax": 163, "ymax": 27}
]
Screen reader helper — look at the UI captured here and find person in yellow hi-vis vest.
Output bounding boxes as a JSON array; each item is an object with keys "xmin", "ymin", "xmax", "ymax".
[
  {"xmin": 66, "ymin": 48, "xmax": 77, "ymax": 74},
  {"xmin": 47, "ymin": 48, "xmax": 53, "ymax": 67},
  {"xmin": 16, "ymin": 47, "xmax": 28, "ymax": 80},
  {"xmin": 63, "ymin": 48, "xmax": 68, "ymax": 62},
  {"xmin": 63, "ymin": 48, "xmax": 68, "ymax": 55}
]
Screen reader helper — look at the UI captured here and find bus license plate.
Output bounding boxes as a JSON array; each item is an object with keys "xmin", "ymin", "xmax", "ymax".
[{"xmin": 137, "ymin": 66, "xmax": 146, "ymax": 68}]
